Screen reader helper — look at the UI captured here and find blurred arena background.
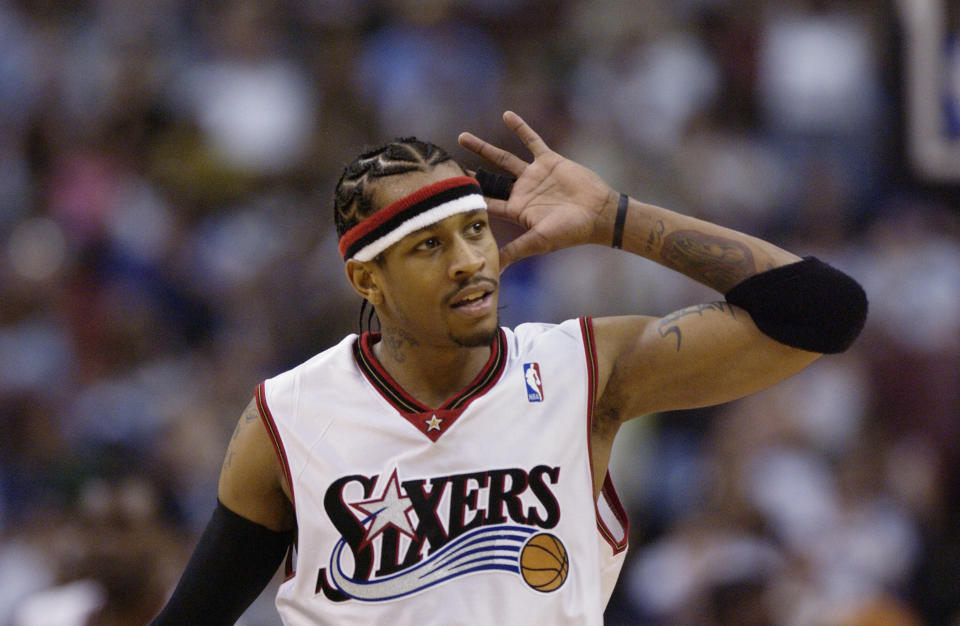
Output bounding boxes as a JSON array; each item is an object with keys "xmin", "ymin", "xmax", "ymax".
[{"xmin": 0, "ymin": 0, "xmax": 958, "ymax": 624}]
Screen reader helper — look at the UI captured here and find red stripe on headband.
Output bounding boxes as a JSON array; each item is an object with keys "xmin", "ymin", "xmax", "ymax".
[{"xmin": 338, "ymin": 176, "xmax": 480, "ymax": 260}]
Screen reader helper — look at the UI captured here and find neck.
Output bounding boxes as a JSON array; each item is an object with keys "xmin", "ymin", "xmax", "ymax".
[{"xmin": 372, "ymin": 324, "xmax": 493, "ymax": 409}]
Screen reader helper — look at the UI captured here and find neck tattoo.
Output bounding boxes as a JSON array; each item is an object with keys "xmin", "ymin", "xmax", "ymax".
[{"xmin": 381, "ymin": 327, "xmax": 419, "ymax": 364}]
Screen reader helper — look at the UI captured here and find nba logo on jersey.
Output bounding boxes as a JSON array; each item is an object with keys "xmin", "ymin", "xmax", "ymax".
[{"xmin": 524, "ymin": 363, "xmax": 544, "ymax": 402}]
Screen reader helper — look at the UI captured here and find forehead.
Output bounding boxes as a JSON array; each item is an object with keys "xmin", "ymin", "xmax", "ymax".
[{"xmin": 371, "ymin": 161, "xmax": 465, "ymax": 209}]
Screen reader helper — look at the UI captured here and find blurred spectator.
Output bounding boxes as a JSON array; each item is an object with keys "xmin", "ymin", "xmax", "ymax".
[
  {"xmin": 758, "ymin": 2, "xmax": 880, "ymax": 136},
  {"xmin": 174, "ymin": 2, "xmax": 317, "ymax": 176},
  {"xmin": 353, "ymin": 1, "xmax": 504, "ymax": 142}
]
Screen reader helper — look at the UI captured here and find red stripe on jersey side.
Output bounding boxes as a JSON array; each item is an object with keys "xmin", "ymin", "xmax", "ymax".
[
  {"xmin": 600, "ymin": 472, "xmax": 629, "ymax": 552},
  {"xmin": 580, "ymin": 316, "xmax": 629, "ymax": 554}
]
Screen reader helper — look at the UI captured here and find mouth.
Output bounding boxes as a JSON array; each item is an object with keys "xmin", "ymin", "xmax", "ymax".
[{"xmin": 448, "ymin": 280, "xmax": 497, "ymax": 315}]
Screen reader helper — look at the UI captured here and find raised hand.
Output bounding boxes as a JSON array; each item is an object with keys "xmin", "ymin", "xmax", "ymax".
[{"xmin": 458, "ymin": 111, "xmax": 618, "ymax": 271}]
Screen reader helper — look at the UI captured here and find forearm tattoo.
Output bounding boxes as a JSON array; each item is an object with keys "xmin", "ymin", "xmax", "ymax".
[
  {"xmin": 660, "ymin": 230, "xmax": 757, "ymax": 293},
  {"xmin": 644, "ymin": 220, "xmax": 665, "ymax": 254},
  {"xmin": 657, "ymin": 302, "xmax": 736, "ymax": 351}
]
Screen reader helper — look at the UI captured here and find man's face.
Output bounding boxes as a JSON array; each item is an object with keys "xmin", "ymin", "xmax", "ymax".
[{"xmin": 367, "ymin": 164, "xmax": 501, "ymax": 348}]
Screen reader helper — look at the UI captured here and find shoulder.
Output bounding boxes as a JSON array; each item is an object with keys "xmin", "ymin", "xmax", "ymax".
[
  {"xmin": 260, "ymin": 334, "xmax": 360, "ymax": 424},
  {"xmin": 218, "ymin": 396, "xmax": 296, "ymax": 531},
  {"xmin": 503, "ymin": 320, "xmax": 595, "ymax": 370},
  {"xmin": 508, "ymin": 318, "xmax": 586, "ymax": 347}
]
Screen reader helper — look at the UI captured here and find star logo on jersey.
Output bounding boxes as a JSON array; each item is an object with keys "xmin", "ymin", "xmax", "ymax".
[
  {"xmin": 425, "ymin": 414, "xmax": 443, "ymax": 431},
  {"xmin": 350, "ymin": 469, "xmax": 416, "ymax": 547}
]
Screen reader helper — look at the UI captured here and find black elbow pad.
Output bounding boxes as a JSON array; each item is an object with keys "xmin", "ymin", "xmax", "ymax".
[{"xmin": 725, "ymin": 256, "xmax": 868, "ymax": 353}]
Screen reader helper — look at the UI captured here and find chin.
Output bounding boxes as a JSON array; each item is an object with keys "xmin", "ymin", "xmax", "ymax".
[{"xmin": 450, "ymin": 317, "xmax": 500, "ymax": 348}]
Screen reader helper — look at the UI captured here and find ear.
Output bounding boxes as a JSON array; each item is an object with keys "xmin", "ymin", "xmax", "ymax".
[{"xmin": 345, "ymin": 259, "xmax": 383, "ymax": 306}]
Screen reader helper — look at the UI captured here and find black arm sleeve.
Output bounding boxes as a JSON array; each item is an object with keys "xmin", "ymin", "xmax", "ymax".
[
  {"xmin": 724, "ymin": 256, "xmax": 868, "ymax": 354},
  {"xmin": 151, "ymin": 500, "xmax": 293, "ymax": 626}
]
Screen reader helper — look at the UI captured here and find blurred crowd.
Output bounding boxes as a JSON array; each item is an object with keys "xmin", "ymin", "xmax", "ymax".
[{"xmin": 0, "ymin": 0, "xmax": 958, "ymax": 624}]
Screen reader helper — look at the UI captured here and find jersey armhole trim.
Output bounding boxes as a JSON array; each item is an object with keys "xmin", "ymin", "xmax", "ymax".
[
  {"xmin": 580, "ymin": 317, "xmax": 630, "ymax": 554},
  {"xmin": 256, "ymin": 381, "xmax": 296, "ymax": 510},
  {"xmin": 598, "ymin": 473, "xmax": 629, "ymax": 553},
  {"xmin": 256, "ymin": 381, "xmax": 299, "ymax": 577}
]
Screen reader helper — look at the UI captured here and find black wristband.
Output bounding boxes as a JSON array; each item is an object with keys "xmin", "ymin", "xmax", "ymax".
[{"xmin": 611, "ymin": 193, "xmax": 628, "ymax": 249}]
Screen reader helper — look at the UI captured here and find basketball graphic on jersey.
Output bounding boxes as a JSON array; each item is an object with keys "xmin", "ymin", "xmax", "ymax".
[{"xmin": 519, "ymin": 532, "xmax": 568, "ymax": 592}]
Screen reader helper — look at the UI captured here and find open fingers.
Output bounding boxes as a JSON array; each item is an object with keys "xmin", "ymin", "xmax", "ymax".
[
  {"xmin": 502, "ymin": 111, "xmax": 551, "ymax": 158},
  {"xmin": 496, "ymin": 229, "xmax": 551, "ymax": 273},
  {"xmin": 482, "ymin": 197, "xmax": 510, "ymax": 219},
  {"xmin": 457, "ymin": 132, "xmax": 529, "ymax": 176}
]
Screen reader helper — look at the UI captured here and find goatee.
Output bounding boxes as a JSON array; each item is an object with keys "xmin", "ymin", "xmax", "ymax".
[{"xmin": 449, "ymin": 316, "xmax": 500, "ymax": 348}]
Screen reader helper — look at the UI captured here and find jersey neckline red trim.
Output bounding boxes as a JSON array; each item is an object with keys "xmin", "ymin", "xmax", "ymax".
[{"xmin": 353, "ymin": 329, "xmax": 507, "ymax": 441}]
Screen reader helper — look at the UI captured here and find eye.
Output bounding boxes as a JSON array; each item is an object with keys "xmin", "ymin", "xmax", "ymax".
[
  {"xmin": 467, "ymin": 220, "xmax": 487, "ymax": 236},
  {"xmin": 415, "ymin": 236, "xmax": 441, "ymax": 251}
]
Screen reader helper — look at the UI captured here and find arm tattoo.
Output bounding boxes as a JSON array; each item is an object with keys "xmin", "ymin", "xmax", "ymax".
[
  {"xmin": 644, "ymin": 220, "xmax": 665, "ymax": 254},
  {"xmin": 657, "ymin": 302, "xmax": 736, "ymax": 351},
  {"xmin": 660, "ymin": 230, "xmax": 757, "ymax": 293},
  {"xmin": 223, "ymin": 403, "xmax": 259, "ymax": 470},
  {"xmin": 659, "ymin": 325, "xmax": 682, "ymax": 351},
  {"xmin": 223, "ymin": 421, "xmax": 244, "ymax": 471}
]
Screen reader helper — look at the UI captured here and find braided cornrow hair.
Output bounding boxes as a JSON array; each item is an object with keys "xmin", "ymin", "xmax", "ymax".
[
  {"xmin": 334, "ymin": 137, "xmax": 455, "ymax": 238},
  {"xmin": 335, "ymin": 137, "xmax": 456, "ymax": 334}
]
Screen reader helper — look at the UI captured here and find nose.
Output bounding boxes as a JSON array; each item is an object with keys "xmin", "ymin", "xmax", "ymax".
[{"xmin": 448, "ymin": 235, "xmax": 485, "ymax": 280}]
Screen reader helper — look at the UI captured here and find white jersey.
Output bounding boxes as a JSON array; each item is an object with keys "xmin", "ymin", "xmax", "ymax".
[{"xmin": 257, "ymin": 318, "xmax": 628, "ymax": 625}]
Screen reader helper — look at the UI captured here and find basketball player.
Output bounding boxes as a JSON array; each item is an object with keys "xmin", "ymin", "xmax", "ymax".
[{"xmin": 151, "ymin": 111, "xmax": 867, "ymax": 624}]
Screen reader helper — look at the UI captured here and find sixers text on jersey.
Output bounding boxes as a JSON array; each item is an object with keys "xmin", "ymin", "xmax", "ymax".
[{"xmin": 316, "ymin": 464, "xmax": 564, "ymax": 601}]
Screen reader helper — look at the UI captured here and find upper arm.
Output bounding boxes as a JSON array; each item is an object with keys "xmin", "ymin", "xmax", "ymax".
[
  {"xmin": 217, "ymin": 397, "xmax": 295, "ymax": 532},
  {"xmin": 591, "ymin": 302, "xmax": 821, "ymax": 422}
]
